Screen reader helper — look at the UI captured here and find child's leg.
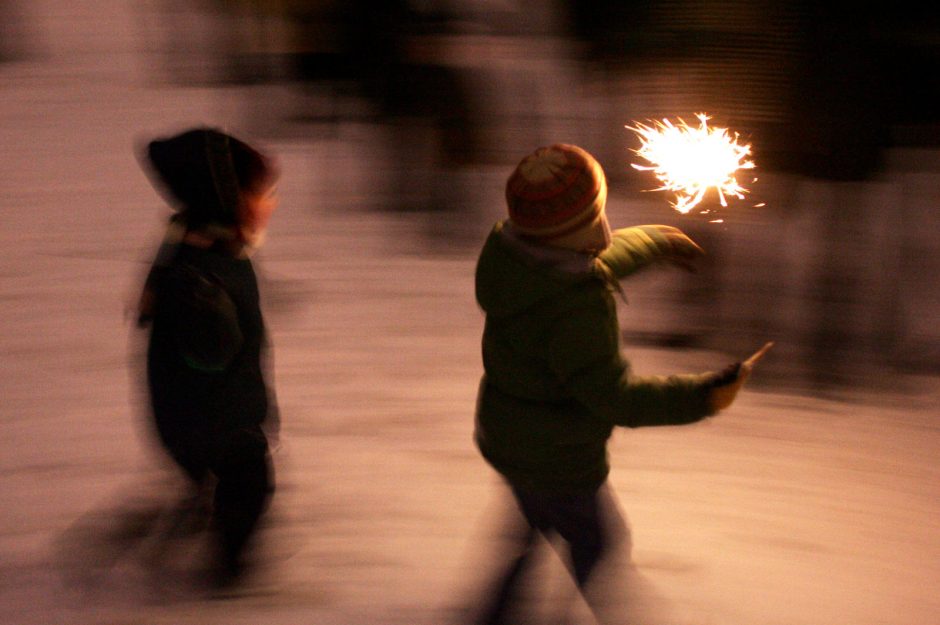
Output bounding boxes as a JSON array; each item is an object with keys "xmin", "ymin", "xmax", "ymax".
[
  {"xmin": 512, "ymin": 484, "xmax": 609, "ymax": 587},
  {"xmin": 210, "ymin": 426, "xmax": 273, "ymax": 581},
  {"xmin": 474, "ymin": 521, "xmax": 540, "ymax": 625}
]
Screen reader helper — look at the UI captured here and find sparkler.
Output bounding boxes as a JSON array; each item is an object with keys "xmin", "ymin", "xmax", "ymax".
[
  {"xmin": 710, "ymin": 341, "xmax": 774, "ymax": 410},
  {"xmin": 628, "ymin": 113, "xmax": 755, "ymax": 214}
]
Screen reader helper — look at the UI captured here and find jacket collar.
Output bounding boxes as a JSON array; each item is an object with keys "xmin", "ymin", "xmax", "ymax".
[{"xmin": 498, "ymin": 221, "xmax": 597, "ymax": 278}]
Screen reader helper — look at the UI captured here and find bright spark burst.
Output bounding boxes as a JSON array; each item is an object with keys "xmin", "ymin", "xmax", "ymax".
[{"xmin": 628, "ymin": 113, "xmax": 755, "ymax": 214}]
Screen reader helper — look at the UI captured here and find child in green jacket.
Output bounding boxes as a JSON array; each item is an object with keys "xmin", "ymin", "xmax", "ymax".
[{"xmin": 472, "ymin": 143, "xmax": 747, "ymax": 624}]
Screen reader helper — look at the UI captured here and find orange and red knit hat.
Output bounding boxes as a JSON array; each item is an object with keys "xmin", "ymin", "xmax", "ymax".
[{"xmin": 505, "ymin": 144, "xmax": 610, "ymax": 252}]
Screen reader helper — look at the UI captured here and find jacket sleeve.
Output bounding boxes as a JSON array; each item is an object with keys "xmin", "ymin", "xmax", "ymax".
[
  {"xmin": 162, "ymin": 264, "xmax": 244, "ymax": 372},
  {"xmin": 597, "ymin": 225, "xmax": 699, "ymax": 280},
  {"xmin": 547, "ymin": 301, "xmax": 717, "ymax": 427}
]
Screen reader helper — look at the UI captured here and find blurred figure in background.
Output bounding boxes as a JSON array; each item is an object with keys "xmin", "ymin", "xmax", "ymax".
[
  {"xmin": 0, "ymin": 0, "xmax": 31, "ymax": 63},
  {"xmin": 140, "ymin": 0, "xmax": 291, "ymax": 86},
  {"xmin": 135, "ymin": 127, "xmax": 280, "ymax": 590},
  {"xmin": 470, "ymin": 144, "xmax": 751, "ymax": 623},
  {"xmin": 286, "ymin": 0, "xmax": 486, "ymax": 244}
]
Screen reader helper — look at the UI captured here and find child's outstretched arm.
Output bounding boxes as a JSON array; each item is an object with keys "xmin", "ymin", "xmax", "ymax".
[
  {"xmin": 547, "ymin": 303, "xmax": 755, "ymax": 428},
  {"xmin": 597, "ymin": 225, "xmax": 704, "ymax": 279}
]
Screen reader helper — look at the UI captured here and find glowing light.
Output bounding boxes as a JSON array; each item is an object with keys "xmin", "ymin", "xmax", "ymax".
[{"xmin": 628, "ymin": 113, "xmax": 755, "ymax": 214}]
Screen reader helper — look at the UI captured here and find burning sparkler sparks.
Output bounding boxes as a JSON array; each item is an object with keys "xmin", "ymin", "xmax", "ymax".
[{"xmin": 628, "ymin": 113, "xmax": 755, "ymax": 214}]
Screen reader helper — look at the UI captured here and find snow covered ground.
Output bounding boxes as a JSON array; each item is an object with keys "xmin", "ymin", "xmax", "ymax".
[{"xmin": 1, "ymin": 2, "xmax": 939, "ymax": 624}]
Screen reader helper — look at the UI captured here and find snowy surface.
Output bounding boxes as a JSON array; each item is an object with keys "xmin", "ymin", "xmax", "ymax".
[{"xmin": 1, "ymin": 2, "xmax": 939, "ymax": 624}]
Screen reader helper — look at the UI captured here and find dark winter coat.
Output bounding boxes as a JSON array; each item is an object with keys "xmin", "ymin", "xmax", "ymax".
[
  {"xmin": 138, "ymin": 128, "xmax": 275, "ymax": 473},
  {"xmin": 146, "ymin": 244, "xmax": 270, "ymax": 442},
  {"xmin": 474, "ymin": 221, "xmax": 718, "ymax": 490}
]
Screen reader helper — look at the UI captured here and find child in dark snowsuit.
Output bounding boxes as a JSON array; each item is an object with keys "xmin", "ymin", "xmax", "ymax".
[
  {"xmin": 136, "ymin": 127, "xmax": 280, "ymax": 587},
  {"xmin": 472, "ymin": 144, "xmax": 747, "ymax": 623}
]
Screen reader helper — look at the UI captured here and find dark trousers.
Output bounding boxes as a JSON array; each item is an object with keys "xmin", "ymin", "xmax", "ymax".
[
  {"xmin": 210, "ymin": 427, "xmax": 273, "ymax": 576},
  {"xmin": 477, "ymin": 481, "xmax": 629, "ymax": 625},
  {"xmin": 155, "ymin": 419, "xmax": 273, "ymax": 578}
]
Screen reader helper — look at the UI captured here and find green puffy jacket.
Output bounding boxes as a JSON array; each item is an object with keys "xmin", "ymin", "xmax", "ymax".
[{"xmin": 474, "ymin": 221, "xmax": 719, "ymax": 490}]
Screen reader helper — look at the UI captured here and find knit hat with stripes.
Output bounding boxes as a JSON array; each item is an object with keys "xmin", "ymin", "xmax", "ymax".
[{"xmin": 505, "ymin": 144, "xmax": 611, "ymax": 253}]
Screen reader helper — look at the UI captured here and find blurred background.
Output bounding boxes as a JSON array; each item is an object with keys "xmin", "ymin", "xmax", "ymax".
[
  {"xmin": 1, "ymin": 2, "xmax": 939, "ymax": 625},
  {"xmin": 4, "ymin": 0, "xmax": 939, "ymax": 388},
  {"xmin": 125, "ymin": 0, "xmax": 940, "ymax": 388}
]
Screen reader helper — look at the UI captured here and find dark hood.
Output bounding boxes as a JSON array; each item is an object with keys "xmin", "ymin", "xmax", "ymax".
[{"xmin": 141, "ymin": 127, "xmax": 267, "ymax": 228}]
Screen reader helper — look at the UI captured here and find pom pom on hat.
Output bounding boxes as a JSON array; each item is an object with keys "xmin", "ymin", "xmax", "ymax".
[{"xmin": 505, "ymin": 144, "xmax": 610, "ymax": 252}]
